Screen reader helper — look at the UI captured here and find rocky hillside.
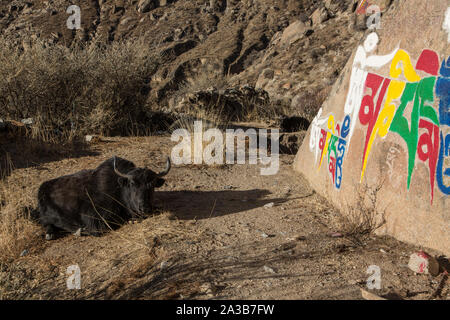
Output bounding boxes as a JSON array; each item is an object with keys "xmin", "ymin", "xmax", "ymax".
[{"xmin": 0, "ymin": 0, "xmax": 382, "ymax": 122}]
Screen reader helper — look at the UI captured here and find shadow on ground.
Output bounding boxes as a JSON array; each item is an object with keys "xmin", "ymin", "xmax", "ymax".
[
  {"xmin": 0, "ymin": 137, "xmax": 99, "ymax": 179},
  {"xmin": 156, "ymin": 189, "xmax": 289, "ymax": 220},
  {"xmin": 88, "ymin": 240, "xmax": 338, "ymax": 299}
]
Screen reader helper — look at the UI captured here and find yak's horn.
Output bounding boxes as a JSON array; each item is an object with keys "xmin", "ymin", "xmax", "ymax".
[
  {"xmin": 157, "ymin": 157, "xmax": 171, "ymax": 177},
  {"xmin": 113, "ymin": 156, "xmax": 133, "ymax": 179}
]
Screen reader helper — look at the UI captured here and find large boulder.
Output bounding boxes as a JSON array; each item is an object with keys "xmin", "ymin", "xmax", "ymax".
[
  {"xmin": 294, "ymin": 0, "xmax": 450, "ymax": 255},
  {"xmin": 310, "ymin": 7, "xmax": 330, "ymax": 26},
  {"xmin": 280, "ymin": 20, "xmax": 309, "ymax": 47}
]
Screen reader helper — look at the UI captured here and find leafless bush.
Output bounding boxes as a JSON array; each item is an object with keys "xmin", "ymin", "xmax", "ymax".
[{"xmin": 339, "ymin": 182, "xmax": 386, "ymax": 244}]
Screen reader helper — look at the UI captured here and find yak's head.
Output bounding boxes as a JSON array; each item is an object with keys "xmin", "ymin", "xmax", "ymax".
[{"xmin": 113, "ymin": 157, "xmax": 171, "ymax": 217}]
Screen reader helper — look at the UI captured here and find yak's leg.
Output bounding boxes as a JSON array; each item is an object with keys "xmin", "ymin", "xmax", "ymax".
[
  {"xmin": 45, "ymin": 224, "xmax": 56, "ymax": 240},
  {"xmin": 81, "ymin": 214, "xmax": 103, "ymax": 237}
]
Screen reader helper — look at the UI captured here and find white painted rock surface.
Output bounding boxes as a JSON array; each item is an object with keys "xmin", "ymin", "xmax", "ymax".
[{"xmin": 408, "ymin": 251, "xmax": 440, "ymax": 276}]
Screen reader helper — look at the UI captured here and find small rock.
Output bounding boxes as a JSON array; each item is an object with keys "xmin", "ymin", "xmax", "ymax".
[
  {"xmin": 73, "ymin": 228, "xmax": 82, "ymax": 237},
  {"xmin": 160, "ymin": 261, "xmax": 168, "ymax": 270},
  {"xmin": 223, "ymin": 185, "xmax": 233, "ymax": 190},
  {"xmin": 280, "ymin": 20, "xmax": 307, "ymax": 46},
  {"xmin": 21, "ymin": 118, "xmax": 33, "ymax": 126},
  {"xmin": 330, "ymin": 232, "xmax": 344, "ymax": 238},
  {"xmin": 120, "ymin": 17, "xmax": 132, "ymax": 25},
  {"xmin": 282, "ymin": 82, "xmax": 292, "ymax": 90},
  {"xmin": 261, "ymin": 232, "xmax": 269, "ymax": 238},
  {"xmin": 408, "ymin": 251, "xmax": 440, "ymax": 276},
  {"xmin": 20, "ymin": 249, "xmax": 29, "ymax": 257},
  {"xmin": 85, "ymin": 135, "xmax": 100, "ymax": 143},
  {"xmin": 261, "ymin": 68, "xmax": 274, "ymax": 80},
  {"xmin": 0, "ymin": 119, "xmax": 5, "ymax": 131},
  {"xmin": 137, "ymin": 0, "xmax": 157, "ymax": 13},
  {"xmin": 311, "ymin": 7, "xmax": 329, "ymax": 26},
  {"xmin": 360, "ymin": 288, "xmax": 387, "ymax": 300},
  {"xmin": 263, "ymin": 266, "xmax": 276, "ymax": 274},
  {"xmin": 380, "ymin": 248, "xmax": 387, "ymax": 254},
  {"xmin": 200, "ymin": 282, "xmax": 215, "ymax": 294},
  {"xmin": 264, "ymin": 202, "xmax": 275, "ymax": 209}
]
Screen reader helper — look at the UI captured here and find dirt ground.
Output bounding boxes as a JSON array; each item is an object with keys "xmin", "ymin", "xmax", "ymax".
[{"xmin": 0, "ymin": 135, "xmax": 448, "ymax": 300}]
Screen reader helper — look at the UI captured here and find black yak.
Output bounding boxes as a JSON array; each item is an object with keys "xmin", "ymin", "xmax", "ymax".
[{"xmin": 35, "ymin": 156, "xmax": 171, "ymax": 239}]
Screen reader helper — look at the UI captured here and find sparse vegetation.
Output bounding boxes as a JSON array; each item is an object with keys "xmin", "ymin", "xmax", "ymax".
[
  {"xmin": 172, "ymin": 64, "xmax": 285, "ymax": 125},
  {"xmin": 0, "ymin": 164, "xmax": 41, "ymax": 263},
  {"xmin": 338, "ymin": 182, "xmax": 387, "ymax": 245},
  {"xmin": 0, "ymin": 0, "xmax": 445, "ymax": 301},
  {"xmin": 291, "ymin": 88, "xmax": 330, "ymax": 122}
]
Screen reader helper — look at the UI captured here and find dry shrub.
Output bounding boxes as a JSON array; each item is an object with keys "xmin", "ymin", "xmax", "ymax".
[
  {"xmin": 240, "ymin": 89, "xmax": 280, "ymax": 122},
  {"xmin": 174, "ymin": 67, "xmax": 234, "ymax": 123},
  {"xmin": 178, "ymin": 64, "xmax": 230, "ymax": 95},
  {"xmin": 170, "ymin": 108, "xmax": 231, "ymax": 133},
  {"xmin": 0, "ymin": 36, "xmax": 159, "ymax": 141},
  {"xmin": 84, "ymin": 105, "xmax": 118, "ymax": 137},
  {"xmin": 339, "ymin": 182, "xmax": 386, "ymax": 244},
  {"xmin": 174, "ymin": 65, "xmax": 282, "ymax": 124},
  {"xmin": 292, "ymin": 87, "xmax": 330, "ymax": 122}
]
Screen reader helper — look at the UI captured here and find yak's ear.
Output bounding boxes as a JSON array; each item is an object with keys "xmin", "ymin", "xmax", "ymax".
[
  {"xmin": 154, "ymin": 178, "xmax": 165, "ymax": 188},
  {"xmin": 117, "ymin": 177, "xmax": 128, "ymax": 187}
]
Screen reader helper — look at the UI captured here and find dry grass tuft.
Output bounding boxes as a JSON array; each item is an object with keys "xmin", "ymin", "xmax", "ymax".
[
  {"xmin": 0, "ymin": 166, "xmax": 41, "ymax": 263},
  {"xmin": 338, "ymin": 182, "xmax": 386, "ymax": 244},
  {"xmin": 100, "ymin": 212, "xmax": 208, "ymax": 299}
]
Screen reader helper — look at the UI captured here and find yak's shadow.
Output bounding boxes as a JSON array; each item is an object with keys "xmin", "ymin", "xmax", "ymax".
[{"xmin": 156, "ymin": 189, "xmax": 288, "ymax": 220}]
